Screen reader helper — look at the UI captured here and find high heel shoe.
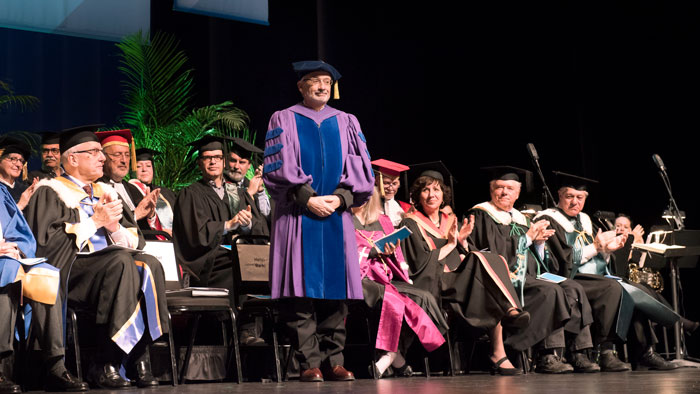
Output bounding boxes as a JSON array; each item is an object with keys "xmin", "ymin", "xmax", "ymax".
[
  {"xmin": 502, "ymin": 310, "xmax": 530, "ymax": 330},
  {"xmin": 490, "ymin": 356, "xmax": 522, "ymax": 376},
  {"xmin": 393, "ymin": 362, "xmax": 413, "ymax": 378}
]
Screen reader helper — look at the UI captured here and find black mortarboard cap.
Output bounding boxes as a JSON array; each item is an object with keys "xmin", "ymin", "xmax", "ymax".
[
  {"xmin": 481, "ymin": 166, "xmax": 534, "ymax": 193},
  {"xmin": 228, "ymin": 137, "xmax": 262, "ymax": 159},
  {"xmin": 135, "ymin": 148, "xmax": 161, "ymax": 162},
  {"xmin": 292, "ymin": 60, "xmax": 342, "ymax": 81},
  {"xmin": 59, "ymin": 124, "xmax": 103, "ymax": 152},
  {"xmin": 188, "ymin": 134, "xmax": 227, "ymax": 154},
  {"xmin": 405, "ymin": 161, "xmax": 458, "ymax": 210},
  {"xmin": 0, "ymin": 136, "xmax": 31, "ymax": 161},
  {"xmin": 553, "ymin": 171, "xmax": 598, "ymax": 192},
  {"xmin": 40, "ymin": 132, "xmax": 61, "ymax": 145}
]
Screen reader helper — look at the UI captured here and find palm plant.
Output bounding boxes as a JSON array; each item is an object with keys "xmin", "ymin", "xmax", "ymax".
[
  {"xmin": 1, "ymin": 80, "xmax": 41, "ymax": 158},
  {"xmin": 115, "ymin": 31, "xmax": 251, "ymax": 190},
  {"xmin": 0, "ymin": 80, "xmax": 40, "ymax": 114}
]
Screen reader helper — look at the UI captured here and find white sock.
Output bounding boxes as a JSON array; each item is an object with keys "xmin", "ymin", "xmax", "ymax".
[{"xmin": 376, "ymin": 352, "xmax": 397, "ymax": 374}]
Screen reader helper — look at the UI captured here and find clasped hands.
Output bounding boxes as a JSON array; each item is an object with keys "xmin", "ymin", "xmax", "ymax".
[
  {"xmin": 527, "ymin": 220, "xmax": 556, "ymax": 245},
  {"xmin": 594, "ymin": 229, "xmax": 628, "ymax": 254},
  {"xmin": 225, "ymin": 205, "xmax": 253, "ymax": 231},
  {"xmin": 306, "ymin": 195, "xmax": 341, "ymax": 217},
  {"xmin": 91, "ymin": 193, "xmax": 123, "ymax": 233},
  {"xmin": 134, "ymin": 188, "xmax": 160, "ymax": 221}
]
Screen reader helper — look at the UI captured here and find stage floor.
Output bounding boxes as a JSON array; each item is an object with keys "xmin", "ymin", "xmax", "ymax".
[{"xmin": 27, "ymin": 368, "xmax": 700, "ymax": 394}]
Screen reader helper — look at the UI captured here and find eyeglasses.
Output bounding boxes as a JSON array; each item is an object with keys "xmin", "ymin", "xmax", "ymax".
[
  {"xmin": 200, "ymin": 155, "xmax": 224, "ymax": 163},
  {"xmin": 73, "ymin": 148, "xmax": 103, "ymax": 157},
  {"xmin": 303, "ymin": 77, "xmax": 333, "ymax": 86},
  {"xmin": 42, "ymin": 148, "xmax": 60, "ymax": 155},
  {"xmin": 2, "ymin": 156, "xmax": 26, "ymax": 165},
  {"xmin": 105, "ymin": 152, "xmax": 131, "ymax": 160}
]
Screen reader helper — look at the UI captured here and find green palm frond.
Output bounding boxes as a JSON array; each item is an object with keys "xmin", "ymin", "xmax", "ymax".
[
  {"xmin": 114, "ymin": 31, "xmax": 252, "ymax": 191},
  {"xmin": 0, "ymin": 80, "xmax": 40, "ymax": 113},
  {"xmin": 116, "ymin": 31, "xmax": 193, "ymax": 136}
]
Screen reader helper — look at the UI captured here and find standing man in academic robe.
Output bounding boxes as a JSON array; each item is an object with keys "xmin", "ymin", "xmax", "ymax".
[
  {"xmin": 172, "ymin": 135, "xmax": 253, "ymax": 300},
  {"xmin": 535, "ymin": 172, "xmax": 678, "ymax": 370},
  {"xmin": 23, "ymin": 125, "xmax": 169, "ymax": 388},
  {"xmin": 372, "ymin": 159, "xmax": 412, "ymax": 227},
  {"xmin": 469, "ymin": 167, "xmax": 600, "ymax": 373},
  {"xmin": 263, "ymin": 60, "xmax": 374, "ymax": 382},
  {"xmin": 223, "ymin": 137, "xmax": 270, "ymax": 238},
  {"xmin": 0, "ymin": 183, "xmax": 88, "ymax": 393},
  {"xmin": 27, "ymin": 132, "xmax": 63, "ymax": 183}
]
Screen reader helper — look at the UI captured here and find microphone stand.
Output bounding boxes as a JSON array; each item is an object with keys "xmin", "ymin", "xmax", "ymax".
[
  {"xmin": 656, "ymin": 164, "xmax": 690, "ymax": 362},
  {"xmin": 531, "ymin": 156, "xmax": 556, "ymax": 209},
  {"xmin": 658, "ymin": 169, "xmax": 684, "ymax": 230}
]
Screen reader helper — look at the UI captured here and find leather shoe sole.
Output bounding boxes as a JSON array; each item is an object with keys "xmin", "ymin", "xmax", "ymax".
[{"xmin": 299, "ymin": 368, "xmax": 323, "ymax": 382}]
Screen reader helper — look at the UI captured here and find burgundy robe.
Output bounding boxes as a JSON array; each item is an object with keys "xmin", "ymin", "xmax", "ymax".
[{"xmin": 355, "ymin": 214, "xmax": 445, "ymax": 352}]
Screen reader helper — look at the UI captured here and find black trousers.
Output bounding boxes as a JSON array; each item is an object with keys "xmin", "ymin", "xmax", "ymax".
[
  {"xmin": 277, "ymin": 298, "xmax": 348, "ymax": 370},
  {"xmin": 0, "ymin": 284, "xmax": 64, "ymax": 361}
]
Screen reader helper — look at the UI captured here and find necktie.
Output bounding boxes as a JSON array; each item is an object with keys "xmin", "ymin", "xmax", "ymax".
[
  {"xmin": 225, "ymin": 182, "xmax": 241, "ymax": 215},
  {"xmin": 79, "ymin": 183, "xmax": 108, "ymax": 251}
]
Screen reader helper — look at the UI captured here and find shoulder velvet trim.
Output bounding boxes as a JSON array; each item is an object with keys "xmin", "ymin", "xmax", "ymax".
[{"xmin": 264, "ymin": 160, "xmax": 283, "ymax": 174}]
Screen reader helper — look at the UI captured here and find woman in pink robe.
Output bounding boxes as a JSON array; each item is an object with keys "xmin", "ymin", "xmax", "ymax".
[{"xmin": 352, "ymin": 188, "xmax": 446, "ymax": 377}]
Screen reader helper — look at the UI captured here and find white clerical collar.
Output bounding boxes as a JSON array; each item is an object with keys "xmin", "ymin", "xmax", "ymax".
[{"xmin": 0, "ymin": 179, "xmax": 15, "ymax": 188}]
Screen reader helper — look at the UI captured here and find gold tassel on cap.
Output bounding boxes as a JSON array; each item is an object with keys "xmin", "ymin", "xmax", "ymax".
[
  {"xmin": 130, "ymin": 141, "xmax": 137, "ymax": 172},
  {"xmin": 23, "ymin": 162, "xmax": 28, "ymax": 181},
  {"xmin": 333, "ymin": 80, "xmax": 340, "ymax": 100}
]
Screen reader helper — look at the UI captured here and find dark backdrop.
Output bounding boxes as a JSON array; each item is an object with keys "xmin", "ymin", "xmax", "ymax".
[{"xmin": 2, "ymin": 0, "xmax": 699, "ymax": 352}]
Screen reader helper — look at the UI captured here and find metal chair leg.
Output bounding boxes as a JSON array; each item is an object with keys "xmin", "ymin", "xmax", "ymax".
[
  {"xmin": 179, "ymin": 314, "xmax": 200, "ymax": 384},
  {"xmin": 68, "ymin": 308, "xmax": 82, "ymax": 381},
  {"xmin": 166, "ymin": 312, "xmax": 178, "ymax": 386},
  {"xmin": 227, "ymin": 308, "xmax": 242, "ymax": 384}
]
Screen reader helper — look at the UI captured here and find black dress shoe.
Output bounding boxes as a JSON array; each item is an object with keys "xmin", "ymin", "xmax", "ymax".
[
  {"xmin": 44, "ymin": 370, "xmax": 90, "ymax": 392},
  {"xmin": 88, "ymin": 363, "xmax": 131, "ymax": 390},
  {"xmin": 134, "ymin": 360, "xmax": 159, "ymax": 388},
  {"xmin": 0, "ymin": 372, "xmax": 20, "ymax": 394}
]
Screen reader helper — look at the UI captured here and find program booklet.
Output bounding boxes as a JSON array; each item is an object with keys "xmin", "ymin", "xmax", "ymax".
[{"xmin": 373, "ymin": 226, "xmax": 413, "ymax": 253}]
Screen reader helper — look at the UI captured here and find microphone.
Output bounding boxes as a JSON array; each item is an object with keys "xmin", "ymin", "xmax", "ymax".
[
  {"xmin": 527, "ymin": 143, "xmax": 539, "ymax": 161},
  {"xmin": 652, "ymin": 154, "xmax": 666, "ymax": 172}
]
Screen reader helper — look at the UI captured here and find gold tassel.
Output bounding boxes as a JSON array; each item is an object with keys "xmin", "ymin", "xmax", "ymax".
[
  {"xmin": 378, "ymin": 172, "xmax": 385, "ymax": 198},
  {"xmin": 333, "ymin": 80, "xmax": 340, "ymax": 100},
  {"xmin": 130, "ymin": 141, "xmax": 137, "ymax": 172},
  {"xmin": 23, "ymin": 162, "xmax": 28, "ymax": 181}
]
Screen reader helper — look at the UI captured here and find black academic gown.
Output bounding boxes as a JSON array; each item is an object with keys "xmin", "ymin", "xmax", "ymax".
[
  {"xmin": 536, "ymin": 210, "xmax": 631, "ymax": 343},
  {"xmin": 399, "ymin": 212, "xmax": 522, "ymax": 331},
  {"xmin": 27, "ymin": 168, "xmax": 58, "ymax": 183},
  {"xmin": 22, "ymin": 179, "xmax": 169, "ymax": 356},
  {"xmin": 4, "ymin": 179, "xmax": 28, "ymax": 203},
  {"xmin": 468, "ymin": 207, "xmax": 572, "ymax": 351},
  {"xmin": 172, "ymin": 179, "xmax": 235, "ymax": 294}
]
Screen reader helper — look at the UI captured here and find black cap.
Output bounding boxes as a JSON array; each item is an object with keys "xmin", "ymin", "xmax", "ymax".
[
  {"xmin": 228, "ymin": 137, "xmax": 262, "ymax": 160},
  {"xmin": 408, "ymin": 161, "xmax": 453, "ymax": 184},
  {"xmin": 0, "ymin": 136, "xmax": 31, "ymax": 161},
  {"xmin": 481, "ymin": 166, "xmax": 534, "ymax": 193},
  {"xmin": 40, "ymin": 132, "xmax": 61, "ymax": 145},
  {"xmin": 59, "ymin": 124, "xmax": 103, "ymax": 152},
  {"xmin": 135, "ymin": 148, "xmax": 161, "ymax": 162},
  {"xmin": 188, "ymin": 135, "xmax": 227, "ymax": 154},
  {"xmin": 553, "ymin": 171, "xmax": 598, "ymax": 192},
  {"xmin": 292, "ymin": 60, "xmax": 342, "ymax": 81}
]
